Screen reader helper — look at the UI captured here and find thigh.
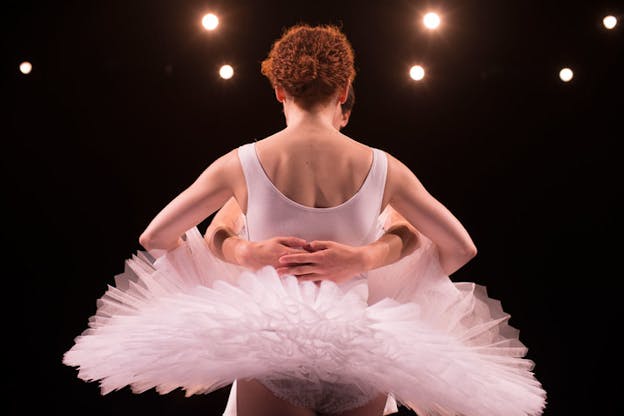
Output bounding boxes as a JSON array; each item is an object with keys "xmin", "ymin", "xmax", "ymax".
[
  {"xmin": 330, "ymin": 393, "xmax": 388, "ymax": 416},
  {"xmin": 236, "ymin": 379, "xmax": 316, "ymax": 416}
]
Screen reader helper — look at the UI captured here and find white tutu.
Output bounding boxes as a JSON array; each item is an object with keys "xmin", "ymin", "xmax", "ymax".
[{"xmin": 64, "ymin": 226, "xmax": 546, "ymax": 416}]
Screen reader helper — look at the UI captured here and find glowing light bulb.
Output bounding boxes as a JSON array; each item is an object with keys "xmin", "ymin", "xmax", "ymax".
[
  {"xmin": 603, "ymin": 15, "xmax": 617, "ymax": 30},
  {"xmin": 19, "ymin": 61, "xmax": 32, "ymax": 75},
  {"xmin": 409, "ymin": 65, "xmax": 425, "ymax": 81},
  {"xmin": 219, "ymin": 64, "xmax": 234, "ymax": 79},
  {"xmin": 423, "ymin": 12, "xmax": 441, "ymax": 29},
  {"xmin": 559, "ymin": 67, "xmax": 573, "ymax": 82},
  {"xmin": 202, "ymin": 13, "xmax": 219, "ymax": 31}
]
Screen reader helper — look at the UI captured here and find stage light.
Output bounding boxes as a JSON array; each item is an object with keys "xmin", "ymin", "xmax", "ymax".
[
  {"xmin": 409, "ymin": 65, "xmax": 425, "ymax": 81},
  {"xmin": 603, "ymin": 15, "xmax": 617, "ymax": 30},
  {"xmin": 19, "ymin": 61, "xmax": 32, "ymax": 75},
  {"xmin": 202, "ymin": 13, "xmax": 219, "ymax": 31},
  {"xmin": 219, "ymin": 64, "xmax": 234, "ymax": 79},
  {"xmin": 559, "ymin": 67, "xmax": 573, "ymax": 82},
  {"xmin": 423, "ymin": 12, "xmax": 441, "ymax": 30}
]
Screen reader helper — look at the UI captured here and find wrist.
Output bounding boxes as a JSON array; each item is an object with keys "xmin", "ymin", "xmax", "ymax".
[
  {"xmin": 233, "ymin": 238, "xmax": 255, "ymax": 268},
  {"xmin": 222, "ymin": 235, "xmax": 248, "ymax": 266},
  {"xmin": 362, "ymin": 238, "xmax": 394, "ymax": 271},
  {"xmin": 358, "ymin": 243, "xmax": 378, "ymax": 272}
]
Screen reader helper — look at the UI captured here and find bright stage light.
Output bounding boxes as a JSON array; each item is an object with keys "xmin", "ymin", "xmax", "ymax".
[
  {"xmin": 202, "ymin": 13, "xmax": 219, "ymax": 31},
  {"xmin": 219, "ymin": 64, "xmax": 234, "ymax": 79},
  {"xmin": 559, "ymin": 67, "xmax": 573, "ymax": 82},
  {"xmin": 423, "ymin": 12, "xmax": 441, "ymax": 29},
  {"xmin": 19, "ymin": 61, "xmax": 32, "ymax": 75},
  {"xmin": 603, "ymin": 15, "xmax": 617, "ymax": 30},
  {"xmin": 409, "ymin": 65, "xmax": 425, "ymax": 81}
]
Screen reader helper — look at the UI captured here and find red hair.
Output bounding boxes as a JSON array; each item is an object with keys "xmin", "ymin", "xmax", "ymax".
[{"xmin": 261, "ymin": 24, "xmax": 356, "ymax": 110}]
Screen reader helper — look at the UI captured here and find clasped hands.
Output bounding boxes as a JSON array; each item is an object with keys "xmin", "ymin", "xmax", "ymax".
[{"xmin": 233, "ymin": 236, "xmax": 368, "ymax": 284}]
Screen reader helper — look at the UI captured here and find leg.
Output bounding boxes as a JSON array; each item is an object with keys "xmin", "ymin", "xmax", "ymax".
[
  {"xmin": 330, "ymin": 394, "xmax": 388, "ymax": 416},
  {"xmin": 236, "ymin": 379, "xmax": 315, "ymax": 416}
]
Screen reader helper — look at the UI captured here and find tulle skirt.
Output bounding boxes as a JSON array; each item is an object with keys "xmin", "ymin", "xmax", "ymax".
[{"xmin": 63, "ymin": 226, "xmax": 546, "ymax": 416}]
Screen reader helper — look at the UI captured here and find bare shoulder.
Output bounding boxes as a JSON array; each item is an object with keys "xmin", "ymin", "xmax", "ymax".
[
  {"xmin": 377, "ymin": 149, "xmax": 412, "ymax": 178},
  {"xmin": 341, "ymin": 136, "xmax": 377, "ymax": 164},
  {"xmin": 250, "ymin": 131, "xmax": 289, "ymax": 157},
  {"xmin": 193, "ymin": 147, "xmax": 248, "ymax": 188},
  {"xmin": 208, "ymin": 148, "xmax": 243, "ymax": 174},
  {"xmin": 194, "ymin": 146, "xmax": 248, "ymax": 211},
  {"xmin": 379, "ymin": 150, "xmax": 421, "ymax": 207},
  {"xmin": 379, "ymin": 149, "xmax": 402, "ymax": 165},
  {"xmin": 342, "ymin": 135, "xmax": 371, "ymax": 151}
]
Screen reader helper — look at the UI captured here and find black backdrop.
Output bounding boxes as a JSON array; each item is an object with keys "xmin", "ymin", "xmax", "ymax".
[{"xmin": 3, "ymin": 1, "xmax": 622, "ymax": 415}]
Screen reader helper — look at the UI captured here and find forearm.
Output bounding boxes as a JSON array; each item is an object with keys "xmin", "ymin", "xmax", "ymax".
[
  {"xmin": 436, "ymin": 245, "xmax": 477, "ymax": 275},
  {"xmin": 383, "ymin": 206, "xmax": 477, "ymax": 275},
  {"xmin": 142, "ymin": 236, "xmax": 185, "ymax": 253},
  {"xmin": 361, "ymin": 223, "xmax": 420, "ymax": 271}
]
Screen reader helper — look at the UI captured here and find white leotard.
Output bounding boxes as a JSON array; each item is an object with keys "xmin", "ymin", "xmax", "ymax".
[
  {"xmin": 237, "ymin": 141, "xmax": 388, "ymax": 245},
  {"xmin": 223, "ymin": 142, "xmax": 398, "ymax": 415}
]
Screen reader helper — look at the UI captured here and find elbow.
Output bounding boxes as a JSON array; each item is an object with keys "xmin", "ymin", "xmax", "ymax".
[
  {"xmin": 139, "ymin": 230, "xmax": 182, "ymax": 252},
  {"xmin": 139, "ymin": 232, "xmax": 154, "ymax": 251},
  {"xmin": 463, "ymin": 243, "xmax": 478, "ymax": 260}
]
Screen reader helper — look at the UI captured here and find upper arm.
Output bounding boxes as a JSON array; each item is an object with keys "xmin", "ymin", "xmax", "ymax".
[
  {"xmin": 139, "ymin": 149, "xmax": 246, "ymax": 249},
  {"xmin": 380, "ymin": 205, "xmax": 410, "ymax": 230},
  {"xmin": 384, "ymin": 152, "xmax": 476, "ymax": 255}
]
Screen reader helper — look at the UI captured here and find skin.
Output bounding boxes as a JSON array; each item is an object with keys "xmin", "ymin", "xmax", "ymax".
[
  {"xmin": 139, "ymin": 85, "xmax": 477, "ymax": 275},
  {"xmin": 205, "ymin": 88, "xmax": 422, "ymax": 283},
  {"xmin": 138, "ymin": 83, "xmax": 478, "ymax": 416}
]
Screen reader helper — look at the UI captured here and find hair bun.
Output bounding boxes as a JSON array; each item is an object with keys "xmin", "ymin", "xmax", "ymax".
[
  {"xmin": 261, "ymin": 24, "xmax": 355, "ymax": 109},
  {"xmin": 297, "ymin": 55, "xmax": 318, "ymax": 83}
]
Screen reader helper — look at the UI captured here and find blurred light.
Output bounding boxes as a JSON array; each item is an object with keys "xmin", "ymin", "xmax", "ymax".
[
  {"xmin": 423, "ymin": 12, "xmax": 441, "ymax": 29},
  {"xmin": 409, "ymin": 65, "xmax": 425, "ymax": 81},
  {"xmin": 219, "ymin": 64, "xmax": 234, "ymax": 79},
  {"xmin": 603, "ymin": 15, "xmax": 617, "ymax": 29},
  {"xmin": 559, "ymin": 67, "xmax": 573, "ymax": 82},
  {"xmin": 202, "ymin": 13, "xmax": 219, "ymax": 30},
  {"xmin": 19, "ymin": 61, "xmax": 32, "ymax": 75}
]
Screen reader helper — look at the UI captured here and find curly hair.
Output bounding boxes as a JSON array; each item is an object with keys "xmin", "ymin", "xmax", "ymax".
[
  {"xmin": 261, "ymin": 24, "xmax": 356, "ymax": 110},
  {"xmin": 341, "ymin": 84, "xmax": 355, "ymax": 115}
]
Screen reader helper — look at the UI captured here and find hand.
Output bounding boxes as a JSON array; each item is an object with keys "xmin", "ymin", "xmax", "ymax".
[
  {"xmin": 236, "ymin": 236, "xmax": 308, "ymax": 270},
  {"xmin": 276, "ymin": 240, "xmax": 367, "ymax": 284}
]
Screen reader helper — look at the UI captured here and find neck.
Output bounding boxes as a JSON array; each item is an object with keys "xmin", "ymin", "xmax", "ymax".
[{"xmin": 283, "ymin": 98, "xmax": 340, "ymax": 130}]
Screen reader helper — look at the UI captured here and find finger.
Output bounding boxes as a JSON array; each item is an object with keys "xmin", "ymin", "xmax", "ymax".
[
  {"xmin": 278, "ymin": 252, "xmax": 318, "ymax": 264},
  {"xmin": 278, "ymin": 236, "xmax": 308, "ymax": 248},
  {"xmin": 280, "ymin": 264, "xmax": 319, "ymax": 276},
  {"xmin": 281, "ymin": 247, "xmax": 308, "ymax": 257},
  {"xmin": 296, "ymin": 273, "xmax": 324, "ymax": 282},
  {"xmin": 305, "ymin": 240, "xmax": 331, "ymax": 251},
  {"xmin": 276, "ymin": 266, "xmax": 293, "ymax": 276},
  {"xmin": 276, "ymin": 265, "xmax": 315, "ymax": 276}
]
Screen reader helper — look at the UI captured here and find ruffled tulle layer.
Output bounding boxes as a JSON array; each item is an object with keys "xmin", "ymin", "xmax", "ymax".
[{"xmin": 64, "ymin": 226, "xmax": 546, "ymax": 416}]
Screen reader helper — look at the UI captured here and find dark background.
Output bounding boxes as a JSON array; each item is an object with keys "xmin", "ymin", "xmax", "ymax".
[{"xmin": 3, "ymin": 1, "xmax": 622, "ymax": 415}]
